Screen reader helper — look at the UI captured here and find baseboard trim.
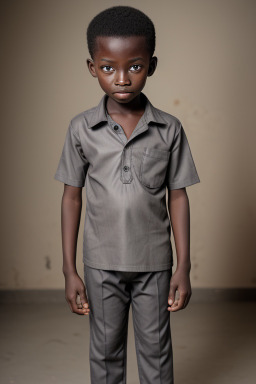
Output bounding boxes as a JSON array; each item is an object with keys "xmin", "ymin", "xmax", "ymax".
[{"xmin": 0, "ymin": 288, "xmax": 255, "ymax": 304}]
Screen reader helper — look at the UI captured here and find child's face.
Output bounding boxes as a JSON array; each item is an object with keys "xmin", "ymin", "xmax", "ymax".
[{"xmin": 87, "ymin": 35, "xmax": 157, "ymax": 104}]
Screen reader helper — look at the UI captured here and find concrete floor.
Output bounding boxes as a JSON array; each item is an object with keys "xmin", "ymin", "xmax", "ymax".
[{"xmin": 1, "ymin": 300, "xmax": 256, "ymax": 384}]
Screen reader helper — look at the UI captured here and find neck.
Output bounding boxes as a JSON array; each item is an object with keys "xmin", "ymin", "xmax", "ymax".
[{"xmin": 106, "ymin": 93, "xmax": 146, "ymax": 116}]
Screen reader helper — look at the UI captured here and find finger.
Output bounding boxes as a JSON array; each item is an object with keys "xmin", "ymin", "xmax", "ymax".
[
  {"xmin": 169, "ymin": 300, "xmax": 181, "ymax": 312},
  {"xmin": 69, "ymin": 296, "xmax": 88, "ymax": 315},
  {"xmin": 79, "ymin": 292, "xmax": 86, "ymax": 305},
  {"xmin": 79, "ymin": 294, "xmax": 90, "ymax": 315},
  {"xmin": 82, "ymin": 301, "xmax": 90, "ymax": 315},
  {"xmin": 168, "ymin": 300, "xmax": 179, "ymax": 311},
  {"xmin": 183, "ymin": 292, "xmax": 191, "ymax": 308},
  {"xmin": 76, "ymin": 291, "xmax": 90, "ymax": 313},
  {"xmin": 79, "ymin": 290, "xmax": 90, "ymax": 312},
  {"xmin": 170, "ymin": 293, "xmax": 187, "ymax": 312},
  {"xmin": 168, "ymin": 283, "xmax": 177, "ymax": 306}
]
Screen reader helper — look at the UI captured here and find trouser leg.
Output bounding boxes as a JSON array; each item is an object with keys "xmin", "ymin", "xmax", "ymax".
[
  {"xmin": 84, "ymin": 265, "xmax": 131, "ymax": 384},
  {"xmin": 131, "ymin": 269, "xmax": 174, "ymax": 384}
]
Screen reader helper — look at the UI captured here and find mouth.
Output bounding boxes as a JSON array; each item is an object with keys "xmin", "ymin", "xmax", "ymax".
[{"xmin": 114, "ymin": 91, "xmax": 133, "ymax": 94}]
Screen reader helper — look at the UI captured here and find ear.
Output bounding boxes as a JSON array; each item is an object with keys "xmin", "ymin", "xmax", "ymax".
[
  {"xmin": 87, "ymin": 58, "xmax": 98, "ymax": 78},
  {"xmin": 147, "ymin": 56, "xmax": 158, "ymax": 77}
]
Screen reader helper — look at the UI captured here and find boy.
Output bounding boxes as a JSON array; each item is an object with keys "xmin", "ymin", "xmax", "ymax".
[{"xmin": 54, "ymin": 5, "xmax": 200, "ymax": 384}]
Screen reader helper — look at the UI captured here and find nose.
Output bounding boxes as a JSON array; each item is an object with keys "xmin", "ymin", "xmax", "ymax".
[{"xmin": 115, "ymin": 70, "xmax": 131, "ymax": 86}]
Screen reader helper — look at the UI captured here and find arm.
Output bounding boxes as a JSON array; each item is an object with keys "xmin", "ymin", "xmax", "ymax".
[
  {"xmin": 61, "ymin": 184, "xmax": 90, "ymax": 316},
  {"xmin": 167, "ymin": 187, "xmax": 192, "ymax": 312}
]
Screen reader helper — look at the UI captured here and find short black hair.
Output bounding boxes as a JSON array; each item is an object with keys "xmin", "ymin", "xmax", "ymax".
[{"xmin": 87, "ymin": 6, "xmax": 156, "ymax": 60}]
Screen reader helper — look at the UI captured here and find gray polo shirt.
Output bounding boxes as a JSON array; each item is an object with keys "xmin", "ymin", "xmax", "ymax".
[{"xmin": 54, "ymin": 92, "xmax": 200, "ymax": 271}]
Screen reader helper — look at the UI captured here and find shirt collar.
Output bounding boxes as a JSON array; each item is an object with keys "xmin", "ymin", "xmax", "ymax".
[{"xmin": 87, "ymin": 92, "xmax": 167, "ymax": 129}]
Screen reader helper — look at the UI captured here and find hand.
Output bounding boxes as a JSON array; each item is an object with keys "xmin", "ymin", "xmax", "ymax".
[
  {"xmin": 167, "ymin": 267, "xmax": 192, "ymax": 312},
  {"xmin": 64, "ymin": 271, "xmax": 90, "ymax": 316}
]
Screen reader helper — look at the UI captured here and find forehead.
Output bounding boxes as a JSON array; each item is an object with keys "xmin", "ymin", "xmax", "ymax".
[{"xmin": 94, "ymin": 36, "xmax": 149, "ymax": 59}]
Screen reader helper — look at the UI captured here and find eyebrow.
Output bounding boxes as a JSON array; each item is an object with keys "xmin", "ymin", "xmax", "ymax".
[{"xmin": 100, "ymin": 57, "xmax": 145, "ymax": 63}]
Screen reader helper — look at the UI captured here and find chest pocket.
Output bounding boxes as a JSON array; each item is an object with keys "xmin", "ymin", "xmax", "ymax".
[{"xmin": 133, "ymin": 147, "xmax": 170, "ymax": 189}]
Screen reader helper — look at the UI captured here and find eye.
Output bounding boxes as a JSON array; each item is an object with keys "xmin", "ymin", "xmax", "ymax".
[
  {"xmin": 101, "ymin": 66, "xmax": 114, "ymax": 72},
  {"xmin": 130, "ymin": 64, "xmax": 142, "ymax": 72}
]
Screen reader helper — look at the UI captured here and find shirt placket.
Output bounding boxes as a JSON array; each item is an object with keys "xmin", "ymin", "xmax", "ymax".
[
  {"xmin": 107, "ymin": 114, "xmax": 149, "ymax": 184},
  {"xmin": 108, "ymin": 119, "xmax": 132, "ymax": 183},
  {"xmin": 121, "ymin": 145, "xmax": 133, "ymax": 183},
  {"xmin": 107, "ymin": 115, "xmax": 127, "ymax": 146}
]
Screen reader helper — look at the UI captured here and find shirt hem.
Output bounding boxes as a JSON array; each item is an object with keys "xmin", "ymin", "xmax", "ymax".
[
  {"xmin": 83, "ymin": 258, "xmax": 173, "ymax": 272},
  {"xmin": 166, "ymin": 175, "xmax": 200, "ymax": 190},
  {"xmin": 54, "ymin": 173, "xmax": 84, "ymax": 187}
]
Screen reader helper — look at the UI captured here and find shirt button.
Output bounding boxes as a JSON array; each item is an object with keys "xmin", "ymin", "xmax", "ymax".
[
  {"xmin": 123, "ymin": 165, "xmax": 130, "ymax": 172},
  {"xmin": 114, "ymin": 125, "xmax": 119, "ymax": 131}
]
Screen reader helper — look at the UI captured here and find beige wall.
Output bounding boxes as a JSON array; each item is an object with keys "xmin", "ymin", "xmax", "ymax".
[{"xmin": 1, "ymin": 0, "xmax": 255, "ymax": 289}]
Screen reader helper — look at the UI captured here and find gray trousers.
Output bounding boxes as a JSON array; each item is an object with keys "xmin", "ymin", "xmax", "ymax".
[{"xmin": 84, "ymin": 265, "xmax": 174, "ymax": 384}]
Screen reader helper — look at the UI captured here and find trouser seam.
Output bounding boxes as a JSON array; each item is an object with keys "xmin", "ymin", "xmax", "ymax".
[
  {"xmin": 100, "ymin": 269, "xmax": 107, "ymax": 384},
  {"xmin": 156, "ymin": 272, "xmax": 162, "ymax": 384}
]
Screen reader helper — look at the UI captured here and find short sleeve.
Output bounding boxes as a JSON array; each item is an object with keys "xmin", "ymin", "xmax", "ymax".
[
  {"xmin": 165, "ymin": 123, "xmax": 200, "ymax": 190},
  {"xmin": 54, "ymin": 122, "xmax": 89, "ymax": 187}
]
